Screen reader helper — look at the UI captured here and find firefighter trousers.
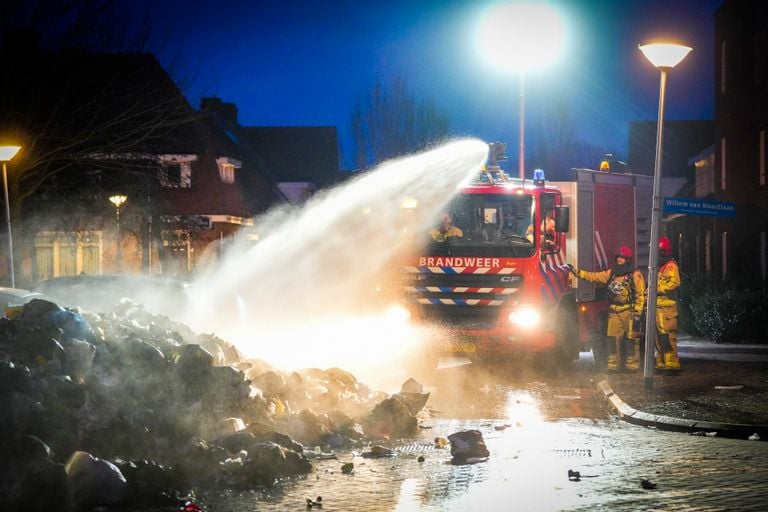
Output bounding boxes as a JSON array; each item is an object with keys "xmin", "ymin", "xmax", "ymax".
[
  {"xmin": 605, "ymin": 309, "xmax": 640, "ymax": 371},
  {"xmin": 655, "ymin": 304, "xmax": 680, "ymax": 370}
]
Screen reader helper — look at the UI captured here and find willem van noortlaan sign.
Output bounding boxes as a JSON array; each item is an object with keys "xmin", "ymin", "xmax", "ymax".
[{"xmin": 663, "ymin": 197, "xmax": 736, "ymax": 218}]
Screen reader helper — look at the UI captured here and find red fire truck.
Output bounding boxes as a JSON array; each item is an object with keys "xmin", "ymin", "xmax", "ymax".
[{"xmin": 402, "ymin": 149, "xmax": 652, "ymax": 366}]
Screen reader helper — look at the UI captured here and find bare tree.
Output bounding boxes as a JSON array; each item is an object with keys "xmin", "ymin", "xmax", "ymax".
[
  {"xmin": 530, "ymin": 99, "xmax": 607, "ymax": 180},
  {"xmin": 0, "ymin": 0, "xmax": 202, "ymax": 218},
  {"xmin": 351, "ymin": 76, "xmax": 451, "ymax": 169}
]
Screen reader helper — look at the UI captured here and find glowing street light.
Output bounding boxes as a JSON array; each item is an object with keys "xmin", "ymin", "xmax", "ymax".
[
  {"xmin": 639, "ymin": 42, "xmax": 692, "ymax": 390},
  {"xmin": 475, "ymin": 1, "xmax": 567, "ymax": 179},
  {"xmin": 109, "ymin": 194, "xmax": 127, "ymax": 272},
  {"xmin": 0, "ymin": 145, "xmax": 21, "ymax": 288}
]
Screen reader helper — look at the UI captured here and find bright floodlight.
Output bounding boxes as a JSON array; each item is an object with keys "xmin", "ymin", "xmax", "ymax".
[
  {"xmin": 639, "ymin": 43, "xmax": 692, "ymax": 69},
  {"xmin": 0, "ymin": 146, "xmax": 21, "ymax": 161},
  {"xmin": 475, "ymin": 1, "xmax": 567, "ymax": 73}
]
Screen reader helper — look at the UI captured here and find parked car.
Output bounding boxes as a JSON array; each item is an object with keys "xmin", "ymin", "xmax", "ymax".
[
  {"xmin": 0, "ymin": 287, "xmax": 61, "ymax": 317},
  {"xmin": 31, "ymin": 274, "xmax": 193, "ymax": 317}
]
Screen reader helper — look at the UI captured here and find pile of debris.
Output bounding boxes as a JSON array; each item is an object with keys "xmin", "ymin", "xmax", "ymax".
[{"xmin": 0, "ymin": 299, "xmax": 430, "ymax": 511}]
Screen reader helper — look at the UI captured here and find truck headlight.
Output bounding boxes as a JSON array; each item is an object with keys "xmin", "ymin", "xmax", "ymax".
[
  {"xmin": 386, "ymin": 305, "xmax": 411, "ymax": 324},
  {"xmin": 508, "ymin": 307, "xmax": 541, "ymax": 329}
]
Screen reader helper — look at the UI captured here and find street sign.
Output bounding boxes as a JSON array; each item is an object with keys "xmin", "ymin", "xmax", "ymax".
[{"xmin": 663, "ymin": 197, "xmax": 736, "ymax": 218}]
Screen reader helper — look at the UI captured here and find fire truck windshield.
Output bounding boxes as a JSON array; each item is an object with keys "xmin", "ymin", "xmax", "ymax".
[{"xmin": 426, "ymin": 194, "xmax": 536, "ymax": 258}]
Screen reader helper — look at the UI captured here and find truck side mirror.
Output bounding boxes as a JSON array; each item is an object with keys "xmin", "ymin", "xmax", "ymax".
[{"xmin": 555, "ymin": 205, "xmax": 570, "ymax": 232}]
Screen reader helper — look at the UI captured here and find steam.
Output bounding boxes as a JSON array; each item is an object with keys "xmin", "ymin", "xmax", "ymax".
[{"xmin": 181, "ymin": 139, "xmax": 489, "ymax": 386}]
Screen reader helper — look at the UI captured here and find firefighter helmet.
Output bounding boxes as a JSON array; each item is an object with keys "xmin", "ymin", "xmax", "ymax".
[
  {"xmin": 615, "ymin": 245, "xmax": 633, "ymax": 259},
  {"xmin": 659, "ymin": 236, "xmax": 672, "ymax": 256}
]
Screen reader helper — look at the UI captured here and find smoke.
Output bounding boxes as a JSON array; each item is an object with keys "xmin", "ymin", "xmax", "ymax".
[{"xmin": 181, "ymin": 139, "xmax": 489, "ymax": 388}]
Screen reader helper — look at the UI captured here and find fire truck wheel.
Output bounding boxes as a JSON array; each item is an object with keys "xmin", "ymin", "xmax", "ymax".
[
  {"xmin": 590, "ymin": 315, "xmax": 609, "ymax": 371},
  {"xmin": 552, "ymin": 298, "xmax": 579, "ymax": 368}
]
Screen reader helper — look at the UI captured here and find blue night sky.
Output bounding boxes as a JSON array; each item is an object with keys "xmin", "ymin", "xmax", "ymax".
[{"xmin": 129, "ymin": 0, "xmax": 723, "ymax": 170}]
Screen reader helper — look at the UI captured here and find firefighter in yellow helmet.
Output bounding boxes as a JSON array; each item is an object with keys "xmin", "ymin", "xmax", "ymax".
[
  {"xmin": 568, "ymin": 245, "xmax": 645, "ymax": 371},
  {"xmin": 654, "ymin": 236, "xmax": 681, "ymax": 371}
]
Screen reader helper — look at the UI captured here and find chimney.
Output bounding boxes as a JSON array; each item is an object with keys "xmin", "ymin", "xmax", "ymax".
[{"xmin": 200, "ymin": 97, "xmax": 238, "ymax": 124}]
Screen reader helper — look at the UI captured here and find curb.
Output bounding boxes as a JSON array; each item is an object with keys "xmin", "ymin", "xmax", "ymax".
[{"xmin": 596, "ymin": 380, "xmax": 768, "ymax": 440}]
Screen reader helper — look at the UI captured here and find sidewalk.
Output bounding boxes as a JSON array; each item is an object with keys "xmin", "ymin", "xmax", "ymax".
[{"xmin": 598, "ymin": 336, "xmax": 768, "ymax": 440}]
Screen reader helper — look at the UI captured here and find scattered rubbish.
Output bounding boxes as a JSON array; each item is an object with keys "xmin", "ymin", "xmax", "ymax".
[
  {"xmin": 417, "ymin": 456, "xmax": 425, "ymax": 463},
  {"xmin": 341, "ymin": 463, "xmax": 354, "ymax": 474},
  {"xmin": 304, "ymin": 450, "xmax": 338, "ymax": 460},
  {"xmin": 181, "ymin": 501, "xmax": 204, "ymax": 512},
  {"xmin": 306, "ymin": 496, "xmax": 323, "ymax": 508},
  {"xmin": 434, "ymin": 437, "xmax": 449, "ymax": 449},
  {"xmin": 690, "ymin": 431, "xmax": 718, "ymax": 437},
  {"xmin": 640, "ymin": 479, "xmax": 657, "ymax": 490},
  {"xmin": 714, "ymin": 385, "xmax": 744, "ymax": 390},
  {"xmin": 400, "ymin": 378, "xmax": 423, "ymax": 394},
  {"xmin": 448, "ymin": 430, "xmax": 490, "ymax": 463},
  {"xmin": 748, "ymin": 433, "xmax": 761, "ymax": 441},
  {"xmin": 567, "ymin": 468, "xmax": 599, "ymax": 481},
  {"xmin": 361, "ymin": 446, "xmax": 394, "ymax": 458},
  {"xmin": 493, "ymin": 424, "xmax": 512, "ymax": 431}
]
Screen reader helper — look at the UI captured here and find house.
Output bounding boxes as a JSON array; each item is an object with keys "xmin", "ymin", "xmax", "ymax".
[
  {"xmin": 201, "ymin": 97, "xmax": 341, "ymax": 205},
  {"xmin": 711, "ymin": 0, "xmax": 768, "ymax": 281},
  {"xmin": 0, "ymin": 51, "xmax": 284, "ymax": 284}
]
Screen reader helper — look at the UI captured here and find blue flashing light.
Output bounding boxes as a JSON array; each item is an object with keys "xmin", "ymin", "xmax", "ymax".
[{"xmin": 533, "ymin": 168, "xmax": 546, "ymax": 186}]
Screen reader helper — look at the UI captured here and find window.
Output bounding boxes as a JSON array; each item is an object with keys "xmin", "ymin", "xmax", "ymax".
[
  {"xmin": 158, "ymin": 154, "xmax": 196, "ymax": 188},
  {"xmin": 705, "ymin": 230, "xmax": 711, "ymax": 274},
  {"xmin": 216, "ymin": 157, "xmax": 242, "ymax": 184},
  {"xmin": 760, "ymin": 130, "xmax": 766, "ymax": 186},
  {"xmin": 720, "ymin": 137, "xmax": 727, "ymax": 190},
  {"xmin": 720, "ymin": 40, "xmax": 726, "ymax": 95},
  {"xmin": 34, "ymin": 231, "xmax": 102, "ymax": 280},
  {"xmin": 762, "ymin": 231, "xmax": 766, "ymax": 281},
  {"xmin": 721, "ymin": 231, "xmax": 728, "ymax": 280}
]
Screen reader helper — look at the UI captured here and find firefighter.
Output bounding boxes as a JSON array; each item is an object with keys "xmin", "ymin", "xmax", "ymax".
[
  {"xmin": 430, "ymin": 212, "xmax": 463, "ymax": 242},
  {"xmin": 568, "ymin": 246, "xmax": 646, "ymax": 371},
  {"xmin": 654, "ymin": 236, "xmax": 681, "ymax": 371}
]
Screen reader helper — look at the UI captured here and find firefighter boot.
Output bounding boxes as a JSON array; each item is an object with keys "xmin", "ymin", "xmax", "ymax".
[
  {"xmin": 624, "ymin": 338, "xmax": 640, "ymax": 371},
  {"xmin": 663, "ymin": 333, "xmax": 681, "ymax": 371},
  {"xmin": 606, "ymin": 336, "xmax": 620, "ymax": 371},
  {"xmin": 655, "ymin": 352, "xmax": 665, "ymax": 369}
]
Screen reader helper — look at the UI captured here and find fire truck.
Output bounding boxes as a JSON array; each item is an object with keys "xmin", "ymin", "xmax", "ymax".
[{"xmin": 402, "ymin": 146, "xmax": 652, "ymax": 366}]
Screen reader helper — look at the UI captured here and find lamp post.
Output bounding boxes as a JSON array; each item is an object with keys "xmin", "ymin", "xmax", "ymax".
[
  {"xmin": 639, "ymin": 42, "xmax": 692, "ymax": 390},
  {"xmin": 109, "ymin": 194, "xmax": 127, "ymax": 272},
  {"xmin": 0, "ymin": 145, "xmax": 21, "ymax": 288},
  {"xmin": 475, "ymin": 1, "xmax": 566, "ymax": 179}
]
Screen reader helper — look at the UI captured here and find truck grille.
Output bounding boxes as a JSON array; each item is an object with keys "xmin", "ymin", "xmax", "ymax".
[{"xmin": 419, "ymin": 305, "xmax": 502, "ymax": 330}]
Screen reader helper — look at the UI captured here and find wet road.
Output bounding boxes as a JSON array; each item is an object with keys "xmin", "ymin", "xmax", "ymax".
[{"xmin": 205, "ymin": 356, "xmax": 768, "ymax": 511}]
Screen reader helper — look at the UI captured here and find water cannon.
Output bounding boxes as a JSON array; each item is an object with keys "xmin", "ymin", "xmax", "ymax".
[
  {"xmin": 488, "ymin": 142, "xmax": 507, "ymax": 166},
  {"xmin": 533, "ymin": 168, "xmax": 546, "ymax": 187}
]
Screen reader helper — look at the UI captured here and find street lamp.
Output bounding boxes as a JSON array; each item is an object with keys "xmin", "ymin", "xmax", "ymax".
[
  {"xmin": 639, "ymin": 42, "xmax": 692, "ymax": 390},
  {"xmin": 475, "ymin": 1, "xmax": 567, "ymax": 179},
  {"xmin": 109, "ymin": 194, "xmax": 127, "ymax": 272},
  {"xmin": 0, "ymin": 145, "xmax": 21, "ymax": 288}
]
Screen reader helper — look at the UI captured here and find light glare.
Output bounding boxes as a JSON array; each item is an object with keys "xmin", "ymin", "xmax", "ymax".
[
  {"xmin": 476, "ymin": 2, "xmax": 567, "ymax": 73},
  {"xmin": 508, "ymin": 306, "xmax": 541, "ymax": 328}
]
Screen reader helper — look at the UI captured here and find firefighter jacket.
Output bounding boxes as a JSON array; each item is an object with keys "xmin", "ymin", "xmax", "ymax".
[
  {"xmin": 656, "ymin": 258, "xmax": 680, "ymax": 307},
  {"xmin": 430, "ymin": 226, "xmax": 463, "ymax": 242},
  {"xmin": 577, "ymin": 268, "xmax": 645, "ymax": 314}
]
